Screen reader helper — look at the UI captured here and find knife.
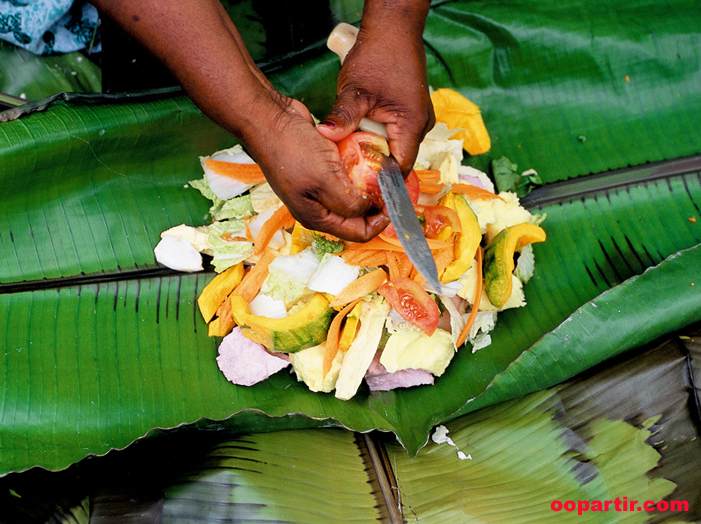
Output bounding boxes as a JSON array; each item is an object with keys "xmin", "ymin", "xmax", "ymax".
[{"xmin": 327, "ymin": 23, "xmax": 442, "ymax": 292}]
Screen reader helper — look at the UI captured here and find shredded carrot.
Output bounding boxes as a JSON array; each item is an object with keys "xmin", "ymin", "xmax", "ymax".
[
  {"xmin": 386, "ymin": 251, "xmax": 401, "ymax": 280},
  {"xmin": 410, "ymin": 266, "xmax": 426, "ymax": 286},
  {"xmin": 419, "ymin": 182, "xmax": 446, "ymax": 194},
  {"xmin": 452, "ymin": 183, "xmax": 505, "ymax": 201},
  {"xmin": 253, "ymin": 205, "xmax": 295, "ymax": 255},
  {"xmin": 329, "ymin": 268, "xmax": 388, "ymax": 308},
  {"xmin": 378, "ymin": 233, "xmax": 451, "ymax": 251},
  {"xmin": 204, "ymin": 158, "xmax": 267, "ymax": 184},
  {"xmin": 435, "ymin": 246, "xmax": 456, "ymax": 276},
  {"xmin": 346, "ymin": 236, "xmax": 408, "ymax": 253},
  {"xmin": 323, "ymin": 298, "xmax": 363, "ymax": 377},
  {"xmin": 233, "ymin": 248, "xmax": 276, "ymax": 302},
  {"xmin": 398, "ymin": 253, "xmax": 414, "ymax": 278},
  {"xmin": 415, "ymin": 169, "xmax": 442, "ymax": 184},
  {"xmin": 456, "ymin": 246, "xmax": 483, "ymax": 347},
  {"xmin": 344, "ymin": 250, "xmax": 389, "ymax": 268}
]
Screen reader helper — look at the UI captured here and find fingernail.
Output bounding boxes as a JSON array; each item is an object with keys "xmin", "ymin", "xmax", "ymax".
[{"xmin": 318, "ymin": 120, "xmax": 336, "ymax": 128}]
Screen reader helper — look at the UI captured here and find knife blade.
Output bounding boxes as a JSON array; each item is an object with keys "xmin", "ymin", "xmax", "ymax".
[
  {"xmin": 327, "ymin": 23, "xmax": 442, "ymax": 291},
  {"xmin": 377, "ymin": 155, "xmax": 442, "ymax": 291}
]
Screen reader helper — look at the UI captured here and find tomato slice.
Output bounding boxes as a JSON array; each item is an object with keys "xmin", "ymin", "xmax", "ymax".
[
  {"xmin": 377, "ymin": 277, "xmax": 440, "ymax": 336},
  {"xmin": 337, "ymin": 132, "xmax": 420, "ymax": 208},
  {"xmin": 415, "ymin": 205, "xmax": 462, "ymax": 239}
]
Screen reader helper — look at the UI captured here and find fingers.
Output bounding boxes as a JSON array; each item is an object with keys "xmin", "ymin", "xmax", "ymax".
[{"xmin": 292, "ymin": 199, "xmax": 390, "ymax": 243}]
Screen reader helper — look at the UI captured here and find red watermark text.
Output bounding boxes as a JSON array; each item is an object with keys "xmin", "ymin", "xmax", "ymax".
[{"xmin": 551, "ymin": 498, "xmax": 688, "ymax": 515}]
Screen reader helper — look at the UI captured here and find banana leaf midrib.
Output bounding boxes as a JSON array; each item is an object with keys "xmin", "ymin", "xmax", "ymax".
[{"xmin": 521, "ymin": 154, "xmax": 701, "ymax": 208}]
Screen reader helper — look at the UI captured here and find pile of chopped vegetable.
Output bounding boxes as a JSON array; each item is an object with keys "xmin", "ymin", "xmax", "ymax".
[{"xmin": 154, "ymin": 89, "xmax": 546, "ymax": 400}]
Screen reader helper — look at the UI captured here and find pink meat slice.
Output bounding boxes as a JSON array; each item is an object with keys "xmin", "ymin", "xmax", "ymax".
[
  {"xmin": 216, "ymin": 327, "xmax": 290, "ymax": 386},
  {"xmin": 365, "ymin": 350, "xmax": 434, "ymax": 391}
]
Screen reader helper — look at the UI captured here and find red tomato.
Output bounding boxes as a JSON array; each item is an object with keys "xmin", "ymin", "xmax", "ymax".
[
  {"xmin": 377, "ymin": 277, "xmax": 440, "ymax": 336},
  {"xmin": 337, "ymin": 132, "xmax": 420, "ymax": 208},
  {"xmin": 415, "ymin": 205, "xmax": 462, "ymax": 239}
]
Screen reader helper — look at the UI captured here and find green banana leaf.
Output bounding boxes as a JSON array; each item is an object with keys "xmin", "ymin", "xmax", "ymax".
[
  {"xmin": 0, "ymin": 41, "xmax": 101, "ymax": 106},
  {"xmin": 1, "ymin": 327, "xmax": 697, "ymax": 522},
  {"xmin": 1, "ymin": 0, "xmax": 701, "ymax": 477}
]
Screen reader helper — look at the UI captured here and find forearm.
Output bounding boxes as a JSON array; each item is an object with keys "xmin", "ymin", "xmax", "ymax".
[{"xmin": 91, "ymin": 0, "xmax": 274, "ymax": 141}]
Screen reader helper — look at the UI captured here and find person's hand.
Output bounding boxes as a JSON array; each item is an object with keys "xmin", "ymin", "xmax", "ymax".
[
  {"xmin": 240, "ymin": 92, "xmax": 390, "ymax": 242},
  {"xmin": 316, "ymin": 0, "xmax": 434, "ymax": 176}
]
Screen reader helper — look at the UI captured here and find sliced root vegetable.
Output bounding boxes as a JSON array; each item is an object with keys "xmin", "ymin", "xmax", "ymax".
[
  {"xmin": 419, "ymin": 182, "xmax": 446, "ymax": 195},
  {"xmin": 386, "ymin": 251, "xmax": 401, "ymax": 280},
  {"xmin": 323, "ymin": 298, "xmax": 363, "ymax": 377},
  {"xmin": 346, "ymin": 236, "xmax": 407, "ymax": 253},
  {"xmin": 329, "ymin": 268, "xmax": 388, "ymax": 308},
  {"xmin": 415, "ymin": 169, "xmax": 442, "ymax": 184},
  {"xmin": 341, "ymin": 249, "xmax": 388, "ymax": 267},
  {"xmin": 456, "ymin": 246, "xmax": 483, "ymax": 347},
  {"xmin": 253, "ymin": 205, "xmax": 295, "ymax": 255},
  {"xmin": 451, "ymin": 183, "xmax": 505, "ymax": 201},
  {"xmin": 197, "ymin": 262, "xmax": 245, "ymax": 323},
  {"xmin": 204, "ymin": 158, "xmax": 267, "ymax": 184},
  {"xmin": 378, "ymin": 233, "xmax": 451, "ymax": 251},
  {"xmin": 233, "ymin": 248, "xmax": 277, "ymax": 302}
]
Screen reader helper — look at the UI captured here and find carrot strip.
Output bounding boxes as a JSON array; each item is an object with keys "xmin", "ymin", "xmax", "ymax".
[
  {"xmin": 419, "ymin": 182, "xmax": 446, "ymax": 194},
  {"xmin": 378, "ymin": 233, "xmax": 451, "ymax": 251},
  {"xmin": 456, "ymin": 247, "xmax": 483, "ymax": 347},
  {"xmin": 329, "ymin": 268, "xmax": 388, "ymax": 308},
  {"xmin": 435, "ymin": 246, "xmax": 456, "ymax": 276},
  {"xmin": 323, "ymin": 298, "xmax": 363, "ymax": 377},
  {"xmin": 398, "ymin": 253, "xmax": 414, "ymax": 278},
  {"xmin": 346, "ymin": 236, "xmax": 408, "ymax": 253},
  {"xmin": 233, "ymin": 248, "xmax": 276, "ymax": 302},
  {"xmin": 451, "ymin": 183, "xmax": 505, "ymax": 201},
  {"xmin": 204, "ymin": 158, "xmax": 267, "ymax": 184},
  {"xmin": 253, "ymin": 205, "xmax": 295, "ymax": 255},
  {"xmin": 386, "ymin": 251, "xmax": 401, "ymax": 280},
  {"xmin": 415, "ymin": 169, "xmax": 442, "ymax": 184}
]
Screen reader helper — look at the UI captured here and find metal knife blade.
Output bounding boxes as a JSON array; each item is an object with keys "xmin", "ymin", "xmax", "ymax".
[{"xmin": 378, "ymin": 155, "xmax": 442, "ymax": 292}]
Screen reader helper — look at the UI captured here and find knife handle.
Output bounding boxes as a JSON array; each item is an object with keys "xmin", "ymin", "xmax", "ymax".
[{"xmin": 326, "ymin": 23, "xmax": 389, "ymax": 140}]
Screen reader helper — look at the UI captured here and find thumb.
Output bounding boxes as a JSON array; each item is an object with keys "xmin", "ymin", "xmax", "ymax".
[{"xmin": 316, "ymin": 92, "xmax": 371, "ymax": 143}]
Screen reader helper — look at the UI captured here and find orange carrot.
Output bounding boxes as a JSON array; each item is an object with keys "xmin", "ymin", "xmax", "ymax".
[
  {"xmin": 415, "ymin": 169, "xmax": 442, "ymax": 184},
  {"xmin": 386, "ymin": 251, "xmax": 401, "ymax": 280},
  {"xmin": 419, "ymin": 182, "xmax": 446, "ymax": 194},
  {"xmin": 342, "ymin": 250, "xmax": 388, "ymax": 268},
  {"xmin": 204, "ymin": 158, "xmax": 267, "ymax": 184},
  {"xmin": 398, "ymin": 253, "xmax": 414, "ymax": 278},
  {"xmin": 233, "ymin": 248, "xmax": 276, "ymax": 302},
  {"xmin": 253, "ymin": 205, "xmax": 295, "ymax": 255},
  {"xmin": 378, "ymin": 233, "xmax": 451, "ymax": 251},
  {"xmin": 323, "ymin": 298, "xmax": 363, "ymax": 377},
  {"xmin": 346, "ymin": 236, "xmax": 408, "ymax": 253},
  {"xmin": 329, "ymin": 268, "xmax": 388, "ymax": 308},
  {"xmin": 451, "ymin": 183, "xmax": 505, "ymax": 201},
  {"xmin": 456, "ymin": 246, "xmax": 483, "ymax": 347},
  {"xmin": 435, "ymin": 246, "xmax": 456, "ymax": 276}
]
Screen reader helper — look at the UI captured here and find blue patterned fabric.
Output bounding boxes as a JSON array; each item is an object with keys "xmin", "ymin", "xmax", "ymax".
[{"xmin": 0, "ymin": 0, "xmax": 100, "ymax": 54}]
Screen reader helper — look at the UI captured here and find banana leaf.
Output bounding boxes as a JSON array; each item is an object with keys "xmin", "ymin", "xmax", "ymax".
[
  {"xmin": 1, "ymin": 0, "xmax": 701, "ymax": 477},
  {"xmin": 1, "ymin": 327, "xmax": 698, "ymax": 521},
  {"xmin": 388, "ymin": 326, "xmax": 701, "ymax": 522},
  {"xmin": 0, "ymin": 41, "xmax": 101, "ymax": 106}
]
